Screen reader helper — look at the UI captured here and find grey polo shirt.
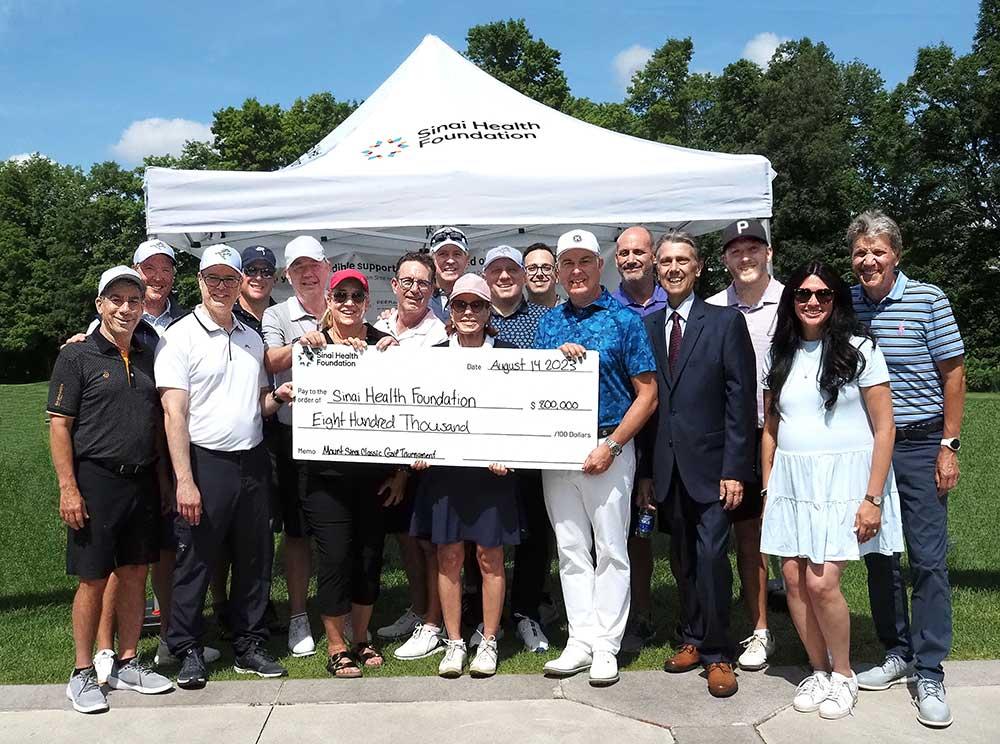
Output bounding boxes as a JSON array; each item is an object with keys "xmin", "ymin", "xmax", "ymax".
[{"xmin": 262, "ymin": 296, "xmax": 320, "ymax": 426}]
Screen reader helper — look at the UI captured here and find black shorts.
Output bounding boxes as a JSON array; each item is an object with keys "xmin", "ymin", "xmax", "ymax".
[
  {"xmin": 273, "ymin": 425, "xmax": 308, "ymax": 538},
  {"xmin": 728, "ymin": 428, "xmax": 765, "ymax": 523},
  {"xmin": 382, "ymin": 471, "xmax": 419, "ymax": 535},
  {"xmin": 67, "ymin": 460, "xmax": 160, "ymax": 580}
]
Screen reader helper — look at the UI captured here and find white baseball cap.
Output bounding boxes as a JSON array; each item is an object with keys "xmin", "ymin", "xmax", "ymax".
[
  {"xmin": 284, "ymin": 236, "xmax": 326, "ymax": 267},
  {"xmin": 556, "ymin": 229, "xmax": 601, "ymax": 257},
  {"xmin": 133, "ymin": 239, "xmax": 175, "ymax": 266},
  {"xmin": 199, "ymin": 244, "xmax": 242, "ymax": 273},
  {"xmin": 430, "ymin": 227, "xmax": 469, "ymax": 253},
  {"xmin": 98, "ymin": 266, "xmax": 145, "ymax": 297},
  {"xmin": 483, "ymin": 245, "xmax": 524, "ymax": 271}
]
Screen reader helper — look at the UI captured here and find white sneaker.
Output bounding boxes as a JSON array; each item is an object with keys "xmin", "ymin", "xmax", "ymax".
[
  {"xmin": 394, "ymin": 623, "xmax": 445, "ymax": 660},
  {"xmin": 514, "ymin": 614, "xmax": 550, "ymax": 653},
  {"xmin": 793, "ymin": 670, "xmax": 832, "ymax": 712},
  {"xmin": 93, "ymin": 648, "xmax": 115, "ymax": 684},
  {"xmin": 287, "ymin": 613, "xmax": 316, "ymax": 657},
  {"xmin": 438, "ymin": 639, "xmax": 467, "ymax": 678},
  {"xmin": 470, "ymin": 636, "xmax": 498, "ymax": 677},
  {"xmin": 819, "ymin": 671, "xmax": 859, "ymax": 720},
  {"xmin": 737, "ymin": 629, "xmax": 775, "ymax": 671},
  {"xmin": 469, "ymin": 623, "xmax": 505, "ymax": 648},
  {"xmin": 377, "ymin": 607, "xmax": 421, "ymax": 640},
  {"xmin": 543, "ymin": 645, "xmax": 592, "ymax": 677},
  {"xmin": 589, "ymin": 650, "xmax": 619, "ymax": 687}
]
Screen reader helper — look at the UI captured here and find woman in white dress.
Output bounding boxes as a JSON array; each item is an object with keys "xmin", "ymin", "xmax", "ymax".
[{"xmin": 760, "ymin": 261, "xmax": 903, "ymax": 720}]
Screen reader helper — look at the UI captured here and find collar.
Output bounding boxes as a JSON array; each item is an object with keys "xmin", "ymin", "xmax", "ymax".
[
  {"xmin": 448, "ymin": 334, "xmax": 495, "ymax": 348},
  {"xmin": 193, "ymin": 304, "xmax": 245, "ymax": 334},
  {"xmin": 567, "ymin": 286, "xmax": 614, "ymax": 314},
  {"xmin": 389, "ymin": 307, "xmax": 440, "ymax": 333},
  {"xmin": 492, "ymin": 295, "xmax": 530, "ymax": 319},
  {"xmin": 90, "ymin": 327, "xmax": 144, "ymax": 355},
  {"xmin": 726, "ymin": 276, "xmax": 783, "ymax": 309},
  {"xmin": 614, "ymin": 282, "xmax": 667, "ymax": 309},
  {"xmin": 858, "ymin": 270, "xmax": 908, "ymax": 306},
  {"xmin": 666, "ymin": 291, "xmax": 696, "ymax": 322},
  {"xmin": 287, "ymin": 295, "xmax": 318, "ymax": 321}
]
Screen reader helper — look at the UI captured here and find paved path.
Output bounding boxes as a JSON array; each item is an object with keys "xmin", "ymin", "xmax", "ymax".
[{"xmin": 3, "ymin": 660, "xmax": 997, "ymax": 743}]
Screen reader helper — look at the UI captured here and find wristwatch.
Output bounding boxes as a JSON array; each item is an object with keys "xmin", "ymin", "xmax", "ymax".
[
  {"xmin": 864, "ymin": 493, "xmax": 884, "ymax": 508},
  {"xmin": 941, "ymin": 437, "xmax": 961, "ymax": 452},
  {"xmin": 604, "ymin": 438, "xmax": 623, "ymax": 457},
  {"xmin": 270, "ymin": 390, "xmax": 285, "ymax": 407}
]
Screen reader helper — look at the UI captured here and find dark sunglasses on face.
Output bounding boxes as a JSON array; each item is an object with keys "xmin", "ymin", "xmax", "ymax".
[
  {"xmin": 451, "ymin": 299, "xmax": 489, "ymax": 313},
  {"xmin": 332, "ymin": 289, "xmax": 367, "ymax": 304},
  {"xmin": 244, "ymin": 266, "xmax": 275, "ymax": 278},
  {"xmin": 793, "ymin": 287, "xmax": 835, "ymax": 304}
]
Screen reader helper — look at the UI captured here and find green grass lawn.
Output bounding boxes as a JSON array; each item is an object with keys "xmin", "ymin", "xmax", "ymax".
[{"xmin": 1, "ymin": 383, "xmax": 997, "ymax": 684}]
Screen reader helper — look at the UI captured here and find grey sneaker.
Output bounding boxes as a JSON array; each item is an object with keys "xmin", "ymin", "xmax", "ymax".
[
  {"xmin": 108, "ymin": 657, "xmax": 173, "ymax": 694},
  {"xmin": 66, "ymin": 667, "xmax": 108, "ymax": 714},
  {"xmin": 857, "ymin": 654, "xmax": 915, "ymax": 690},
  {"xmin": 915, "ymin": 677, "xmax": 953, "ymax": 728},
  {"xmin": 155, "ymin": 639, "xmax": 221, "ymax": 666}
]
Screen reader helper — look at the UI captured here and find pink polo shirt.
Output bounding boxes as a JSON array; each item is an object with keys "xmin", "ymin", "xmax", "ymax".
[{"xmin": 706, "ymin": 277, "xmax": 784, "ymax": 427}]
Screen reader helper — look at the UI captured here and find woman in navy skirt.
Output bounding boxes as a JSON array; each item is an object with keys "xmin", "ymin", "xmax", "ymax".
[{"xmin": 410, "ymin": 274, "xmax": 520, "ymax": 679}]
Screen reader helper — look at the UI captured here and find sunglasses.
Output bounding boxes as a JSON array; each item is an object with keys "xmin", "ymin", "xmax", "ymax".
[
  {"xmin": 431, "ymin": 229, "xmax": 468, "ymax": 246},
  {"xmin": 244, "ymin": 266, "xmax": 275, "ymax": 278},
  {"xmin": 201, "ymin": 273, "xmax": 241, "ymax": 289},
  {"xmin": 793, "ymin": 288, "xmax": 835, "ymax": 304},
  {"xmin": 331, "ymin": 289, "xmax": 367, "ymax": 304},
  {"xmin": 451, "ymin": 299, "xmax": 489, "ymax": 313}
]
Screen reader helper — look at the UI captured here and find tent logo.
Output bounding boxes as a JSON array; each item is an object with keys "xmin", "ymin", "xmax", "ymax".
[{"xmin": 362, "ymin": 137, "xmax": 408, "ymax": 160}]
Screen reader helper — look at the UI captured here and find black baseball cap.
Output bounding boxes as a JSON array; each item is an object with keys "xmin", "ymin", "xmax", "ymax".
[
  {"xmin": 721, "ymin": 219, "xmax": 769, "ymax": 250},
  {"xmin": 241, "ymin": 245, "xmax": 277, "ymax": 269}
]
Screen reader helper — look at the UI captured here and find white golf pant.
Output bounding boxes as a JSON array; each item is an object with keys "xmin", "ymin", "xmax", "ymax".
[{"xmin": 542, "ymin": 441, "xmax": 634, "ymax": 655}]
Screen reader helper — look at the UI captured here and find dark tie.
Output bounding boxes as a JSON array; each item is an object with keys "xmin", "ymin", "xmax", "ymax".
[{"xmin": 668, "ymin": 311, "xmax": 682, "ymax": 375}]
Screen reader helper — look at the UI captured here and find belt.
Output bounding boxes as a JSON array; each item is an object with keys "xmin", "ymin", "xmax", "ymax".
[
  {"xmin": 895, "ymin": 416, "xmax": 944, "ymax": 442},
  {"xmin": 85, "ymin": 458, "xmax": 153, "ymax": 476},
  {"xmin": 597, "ymin": 425, "xmax": 617, "ymax": 439}
]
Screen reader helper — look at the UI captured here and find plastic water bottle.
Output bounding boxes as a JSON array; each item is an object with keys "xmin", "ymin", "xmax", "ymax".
[{"xmin": 636, "ymin": 507, "xmax": 655, "ymax": 538}]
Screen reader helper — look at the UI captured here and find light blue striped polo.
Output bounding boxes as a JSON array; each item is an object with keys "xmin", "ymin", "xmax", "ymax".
[{"xmin": 852, "ymin": 270, "xmax": 964, "ymax": 426}]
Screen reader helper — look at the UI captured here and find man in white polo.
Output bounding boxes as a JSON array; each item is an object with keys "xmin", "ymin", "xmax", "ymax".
[
  {"xmin": 261, "ymin": 235, "xmax": 331, "ymax": 658},
  {"xmin": 156, "ymin": 245, "xmax": 292, "ymax": 689},
  {"xmin": 428, "ymin": 227, "xmax": 470, "ymax": 321}
]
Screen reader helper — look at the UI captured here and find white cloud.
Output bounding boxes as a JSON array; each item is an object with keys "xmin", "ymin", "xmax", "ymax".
[
  {"xmin": 6, "ymin": 152, "xmax": 39, "ymax": 162},
  {"xmin": 613, "ymin": 44, "xmax": 653, "ymax": 90},
  {"xmin": 110, "ymin": 117, "xmax": 213, "ymax": 164},
  {"xmin": 742, "ymin": 32, "xmax": 790, "ymax": 68}
]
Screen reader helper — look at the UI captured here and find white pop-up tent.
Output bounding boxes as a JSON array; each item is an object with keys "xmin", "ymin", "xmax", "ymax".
[{"xmin": 144, "ymin": 34, "xmax": 775, "ymax": 309}]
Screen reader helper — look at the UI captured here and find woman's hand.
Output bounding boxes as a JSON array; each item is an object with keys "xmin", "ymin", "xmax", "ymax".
[
  {"xmin": 854, "ymin": 499, "xmax": 882, "ymax": 544},
  {"xmin": 337, "ymin": 336, "xmax": 367, "ymax": 352},
  {"xmin": 378, "ymin": 468, "xmax": 409, "ymax": 507},
  {"xmin": 487, "ymin": 463, "xmax": 511, "ymax": 476},
  {"xmin": 298, "ymin": 331, "xmax": 327, "ymax": 348},
  {"xmin": 375, "ymin": 336, "xmax": 398, "ymax": 352},
  {"xmin": 412, "ymin": 460, "xmax": 430, "ymax": 471},
  {"xmin": 557, "ymin": 343, "xmax": 587, "ymax": 361}
]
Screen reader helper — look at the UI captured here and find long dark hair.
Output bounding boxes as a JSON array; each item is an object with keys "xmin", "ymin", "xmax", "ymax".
[{"xmin": 766, "ymin": 260, "xmax": 873, "ymax": 415}]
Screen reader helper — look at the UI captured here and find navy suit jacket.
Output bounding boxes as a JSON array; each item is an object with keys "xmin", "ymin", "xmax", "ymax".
[{"xmin": 638, "ymin": 296, "xmax": 757, "ymax": 505}]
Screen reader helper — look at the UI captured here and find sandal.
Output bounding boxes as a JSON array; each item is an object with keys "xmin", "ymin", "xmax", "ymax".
[
  {"xmin": 353, "ymin": 641, "xmax": 384, "ymax": 668},
  {"xmin": 326, "ymin": 650, "xmax": 362, "ymax": 678}
]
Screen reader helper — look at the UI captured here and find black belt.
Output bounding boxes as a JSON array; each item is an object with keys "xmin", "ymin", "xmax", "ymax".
[
  {"xmin": 895, "ymin": 416, "xmax": 944, "ymax": 442},
  {"xmin": 85, "ymin": 458, "xmax": 153, "ymax": 476},
  {"xmin": 597, "ymin": 425, "xmax": 617, "ymax": 439}
]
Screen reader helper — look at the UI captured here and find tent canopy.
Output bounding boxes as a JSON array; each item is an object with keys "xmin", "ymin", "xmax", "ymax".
[{"xmin": 144, "ymin": 34, "xmax": 774, "ymax": 263}]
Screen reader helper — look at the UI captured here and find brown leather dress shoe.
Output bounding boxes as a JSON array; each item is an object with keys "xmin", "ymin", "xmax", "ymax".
[
  {"xmin": 663, "ymin": 643, "xmax": 701, "ymax": 673},
  {"xmin": 706, "ymin": 662, "xmax": 738, "ymax": 697}
]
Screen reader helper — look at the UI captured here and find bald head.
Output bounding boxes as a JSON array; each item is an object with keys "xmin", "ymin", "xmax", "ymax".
[{"xmin": 615, "ymin": 226, "xmax": 656, "ymax": 285}]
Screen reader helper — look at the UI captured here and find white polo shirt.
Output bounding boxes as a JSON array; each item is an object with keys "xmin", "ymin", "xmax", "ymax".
[
  {"xmin": 374, "ymin": 308, "xmax": 448, "ymax": 347},
  {"xmin": 262, "ymin": 295, "xmax": 320, "ymax": 426},
  {"xmin": 154, "ymin": 304, "xmax": 267, "ymax": 452}
]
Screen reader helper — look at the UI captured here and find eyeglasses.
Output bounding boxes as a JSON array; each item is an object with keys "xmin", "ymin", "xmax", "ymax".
[
  {"xmin": 793, "ymin": 288, "xmax": 835, "ymax": 304},
  {"xmin": 397, "ymin": 277, "xmax": 433, "ymax": 292},
  {"xmin": 244, "ymin": 266, "xmax": 275, "ymax": 278},
  {"xmin": 451, "ymin": 299, "xmax": 489, "ymax": 314},
  {"xmin": 525, "ymin": 263, "xmax": 554, "ymax": 276},
  {"xmin": 331, "ymin": 289, "xmax": 367, "ymax": 304},
  {"xmin": 431, "ymin": 229, "xmax": 468, "ymax": 246},
  {"xmin": 201, "ymin": 273, "xmax": 241, "ymax": 289}
]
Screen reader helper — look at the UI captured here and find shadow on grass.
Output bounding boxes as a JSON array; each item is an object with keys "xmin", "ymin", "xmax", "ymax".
[
  {"xmin": 0, "ymin": 587, "xmax": 76, "ymax": 612},
  {"xmin": 947, "ymin": 568, "xmax": 1000, "ymax": 592}
]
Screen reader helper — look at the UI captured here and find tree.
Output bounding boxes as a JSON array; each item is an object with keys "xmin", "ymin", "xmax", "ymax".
[
  {"xmin": 625, "ymin": 38, "xmax": 700, "ymax": 145},
  {"xmin": 465, "ymin": 19, "xmax": 571, "ymax": 111}
]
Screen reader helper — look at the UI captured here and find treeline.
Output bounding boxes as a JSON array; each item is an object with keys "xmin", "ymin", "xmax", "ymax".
[{"xmin": 1, "ymin": 4, "xmax": 997, "ymax": 386}]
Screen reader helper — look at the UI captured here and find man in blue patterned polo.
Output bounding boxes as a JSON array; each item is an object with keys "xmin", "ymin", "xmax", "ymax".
[
  {"xmin": 849, "ymin": 210, "xmax": 966, "ymax": 729},
  {"xmin": 533, "ymin": 229, "xmax": 658, "ymax": 687}
]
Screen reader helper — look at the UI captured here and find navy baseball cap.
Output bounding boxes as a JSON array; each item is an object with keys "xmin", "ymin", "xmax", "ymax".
[
  {"xmin": 241, "ymin": 245, "xmax": 277, "ymax": 269},
  {"xmin": 721, "ymin": 219, "xmax": 769, "ymax": 250}
]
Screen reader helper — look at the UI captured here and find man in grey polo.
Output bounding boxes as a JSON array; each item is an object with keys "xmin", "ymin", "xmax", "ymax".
[
  {"xmin": 849, "ymin": 210, "xmax": 965, "ymax": 729},
  {"xmin": 262, "ymin": 235, "xmax": 331, "ymax": 659},
  {"xmin": 705, "ymin": 219, "xmax": 783, "ymax": 672}
]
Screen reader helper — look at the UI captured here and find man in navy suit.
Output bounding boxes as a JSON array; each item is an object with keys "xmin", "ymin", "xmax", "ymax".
[{"xmin": 637, "ymin": 230, "xmax": 756, "ymax": 698}]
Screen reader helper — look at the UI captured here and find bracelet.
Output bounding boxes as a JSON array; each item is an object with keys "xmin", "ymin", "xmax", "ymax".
[{"xmin": 270, "ymin": 390, "xmax": 285, "ymax": 407}]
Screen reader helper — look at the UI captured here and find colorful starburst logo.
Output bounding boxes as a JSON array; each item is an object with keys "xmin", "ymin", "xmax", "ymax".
[{"xmin": 361, "ymin": 137, "xmax": 408, "ymax": 159}]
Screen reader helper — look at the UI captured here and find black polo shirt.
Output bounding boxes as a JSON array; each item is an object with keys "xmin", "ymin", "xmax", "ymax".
[
  {"xmin": 47, "ymin": 329, "xmax": 160, "ymax": 466},
  {"xmin": 232, "ymin": 297, "xmax": 276, "ymax": 339}
]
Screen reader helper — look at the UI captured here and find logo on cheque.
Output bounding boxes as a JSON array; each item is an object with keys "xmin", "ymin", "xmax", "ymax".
[{"xmin": 362, "ymin": 137, "xmax": 408, "ymax": 160}]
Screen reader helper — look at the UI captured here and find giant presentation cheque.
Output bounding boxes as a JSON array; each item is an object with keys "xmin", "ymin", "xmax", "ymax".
[{"xmin": 292, "ymin": 345, "xmax": 598, "ymax": 470}]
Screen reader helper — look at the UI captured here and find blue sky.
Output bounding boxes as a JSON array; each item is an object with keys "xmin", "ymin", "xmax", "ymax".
[{"xmin": 0, "ymin": 0, "xmax": 982, "ymax": 168}]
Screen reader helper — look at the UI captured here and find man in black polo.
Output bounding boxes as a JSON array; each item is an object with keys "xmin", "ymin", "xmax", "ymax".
[{"xmin": 49, "ymin": 266, "xmax": 174, "ymax": 713}]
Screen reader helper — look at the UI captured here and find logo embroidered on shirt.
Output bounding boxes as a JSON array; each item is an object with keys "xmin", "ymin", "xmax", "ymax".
[{"xmin": 897, "ymin": 320, "xmax": 905, "ymax": 335}]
